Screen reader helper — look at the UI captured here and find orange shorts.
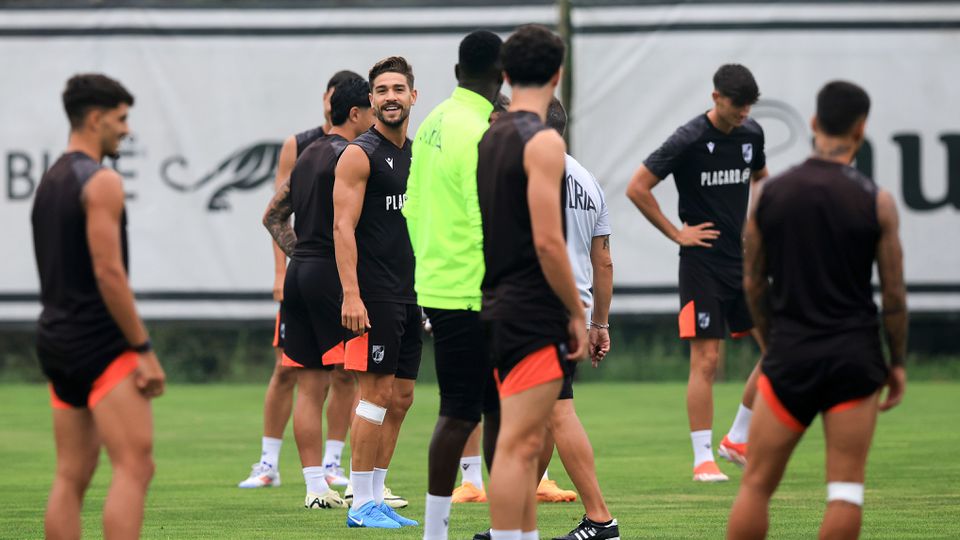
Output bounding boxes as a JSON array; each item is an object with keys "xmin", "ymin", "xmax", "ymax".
[{"xmin": 49, "ymin": 350, "xmax": 139, "ymax": 410}]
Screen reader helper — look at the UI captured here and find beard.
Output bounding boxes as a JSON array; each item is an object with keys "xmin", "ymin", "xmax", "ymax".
[{"xmin": 375, "ymin": 104, "xmax": 410, "ymax": 127}]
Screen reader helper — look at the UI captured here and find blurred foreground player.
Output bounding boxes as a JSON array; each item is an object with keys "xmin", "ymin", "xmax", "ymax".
[
  {"xmin": 263, "ymin": 75, "xmax": 375, "ymax": 509},
  {"xmin": 239, "ymin": 70, "xmax": 361, "ymax": 489},
  {"xmin": 33, "ymin": 73, "xmax": 165, "ymax": 540},
  {"xmin": 335, "ymin": 56, "xmax": 421, "ymax": 529},
  {"xmin": 403, "ymin": 30, "xmax": 504, "ymax": 540},
  {"xmin": 626, "ymin": 64, "xmax": 768, "ymax": 481},
  {"xmin": 727, "ymin": 81, "xmax": 907, "ymax": 539},
  {"xmin": 478, "ymin": 25, "xmax": 587, "ymax": 540}
]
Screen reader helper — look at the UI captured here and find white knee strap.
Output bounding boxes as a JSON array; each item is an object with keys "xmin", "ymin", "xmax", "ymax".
[
  {"xmin": 356, "ymin": 400, "xmax": 387, "ymax": 425},
  {"xmin": 827, "ymin": 482, "xmax": 864, "ymax": 506}
]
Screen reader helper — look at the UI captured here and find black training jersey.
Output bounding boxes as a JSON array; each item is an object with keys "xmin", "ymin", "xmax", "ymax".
[
  {"xmin": 290, "ymin": 134, "xmax": 349, "ymax": 260},
  {"xmin": 31, "ymin": 152, "xmax": 129, "ymax": 370},
  {"xmin": 757, "ymin": 158, "xmax": 880, "ymax": 349},
  {"xmin": 644, "ymin": 114, "xmax": 766, "ymax": 263},
  {"xmin": 295, "ymin": 126, "xmax": 325, "ymax": 158},
  {"xmin": 349, "ymin": 127, "xmax": 416, "ymax": 304},
  {"xmin": 477, "ymin": 111, "xmax": 567, "ymax": 321}
]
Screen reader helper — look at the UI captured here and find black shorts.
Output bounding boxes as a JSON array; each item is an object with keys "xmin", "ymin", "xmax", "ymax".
[
  {"xmin": 678, "ymin": 256, "xmax": 753, "ymax": 340},
  {"xmin": 280, "ymin": 259, "xmax": 346, "ymax": 370},
  {"xmin": 558, "ymin": 362, "xmax": 576, "ymax": 400},
  {"xmin": 425, "ymin": 308, "xmax": 499, "ymax": 422},
  {"xmin": 45, "ymin": 349, "xmax": 138, "ymax": 409},
  {"xmin": 345, "ymin": 302, "xmax": 422, "ymax": 380},
  {"xmin": 272, "ymin": 302, "xmax": 285, "ymax": 349},
  {"xmin": 487, "ymin": 317, "xmax": 574, "ymax": 399},
  {"xmin": 761, "ymin": 332, "xmax": 888, "ymax": 432}
]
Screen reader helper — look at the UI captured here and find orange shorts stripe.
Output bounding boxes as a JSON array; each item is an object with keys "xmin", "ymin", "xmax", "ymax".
[
  {"xmin": 88, "ymin": 351, "xmax": 139, "ymax": 409},
  {"xmin": 344, "ymin": 334, "xmax": 369, "ymax": 372},
  {"xmin": 49, "ymin": 384, "xmax": 72, "ymax": 410},
  {"xmin": 496, "ymin": 345, "xmax": 564, "ymax": 399},
  {"xmin": 827, "ymin": 396, "xmax": 871, "ymax": 415},
  {"xmin": 730, "ymin": 330, "xmax": 751, "ymax": 339},
  {"xmin": 322, "ymin": 342, "xmax": 345, "ymax": 366},
  {"xmin": 758, "ymin": 374, "xmax": 806, "ymax": 433},
  {"xmin": 679, "ymin": 301, "xmax": 696, "ymax": 339},
  {"xmin": 281, "ymin": 352, "xmax": 304, "ymax": 368},
  {"xmin": 272, "ymin": 311, "xmax": 282, "ymax": 348}
]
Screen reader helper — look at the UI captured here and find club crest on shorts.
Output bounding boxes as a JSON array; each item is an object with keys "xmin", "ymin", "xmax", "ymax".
[
  {"xmin": 698, "ymin": 312, "xmax": 711, "ymax": 329},
  {"xmin": 371, "ymin": 345, "xmax": 385, "ymax": 364},
  {"xmin": 742, "ymin": 143, "xmax": 753, "ymax": 164}
]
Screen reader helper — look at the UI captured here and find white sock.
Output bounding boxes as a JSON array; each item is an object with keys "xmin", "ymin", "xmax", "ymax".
[
  {"xmin": 423, "ymin": 494, "xmax": 452, "ymax": 540},
  {"xmin": 521, "ymin": 531, "xmax": 539, "ymax": 540},
  {"xmin": 541, "ymin": 470, "xmax": 549, "ymax": 482},
  {"xmin": 351, "ymin": 470, "xmax": 374, "ymax": 509},
  {"xmin": 324, "ymin": 440, "xmax": 345, "ymax": 468},
  {"xmin": 302, "ymin": 466, "xmax": 329, "ymax": 495},
  {"xmin": 691, "ymin": 430, "xmax": 715, "ymax": 467},
  {"xmin": 460, "ymin": 456, "xmax": 484, "ymax": 488},
  {"xmin": 491, "ymin": 530, "xmax": 522, "ymax": 540},
  {"xmin": 727, "ymin": 404, "xmax": 753, "ymax": 444},
  {"xmin": 373, "ymin": 467, "xmax": 388, "ymax": 505},
  {"xmin": 261, "ymin": 436, "xmax": 282, "ymax": 469}
]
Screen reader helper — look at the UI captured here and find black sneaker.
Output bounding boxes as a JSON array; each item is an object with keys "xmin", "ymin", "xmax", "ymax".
[
  {"xmin": 472, "ymin": 530, "xmax": 492, "ymax": 540},
  {"xmin": 552, "ymin": 516, "xmax": 621, "ymax": 540}
]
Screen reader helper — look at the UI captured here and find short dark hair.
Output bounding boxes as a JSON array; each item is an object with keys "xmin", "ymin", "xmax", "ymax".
[
  {"xmin": 501, "ymin": 24, "xmax": 565, "ymax": 87},
  {"xmin": 327, "ymin": 70, "xmax": 362, "ymax": 92},
  {"xmin": 62, "ymin": 73, "xmax": 134, "ymax": 129},
  {"xmin": 713, "ymin": 64, "xmax": 760, "ymax": 106},
  {"xmin": 546, "ymin": 97, "xmax": 567, "ymax": 135},
  {"xmin": 458, "ymin": 30, "xmax": 503, "ymax": 80},
  {"xmin": 816, "ymin": 80, "xmax": 871, "ymax": 136},
  {"xmin": 369, "ymin": 56, "xmax": 414, "ymax": 89},
  {"xmin": 493, "ymin": 93, "xmax": 511, "ymax": 114},
  {"xmin": 330, "ymin": 76, "xmax": 371, "ymax": 126}
]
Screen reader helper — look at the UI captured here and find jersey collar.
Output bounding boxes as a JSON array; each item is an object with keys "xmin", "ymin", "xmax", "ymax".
[{"xmin": 452, "ymin": 86, "xmax": 495, "ymax": 117}]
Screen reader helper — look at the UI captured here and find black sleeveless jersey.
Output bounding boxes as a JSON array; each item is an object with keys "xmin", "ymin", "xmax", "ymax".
[
  {"xmin": 644, "ymin": 114, "xmax": 766, "ymax": 264},
  {"xmin": 295, "ymin": 126, "xmax": 325, "ymax": 158},
  {"xmin": 349, "ymin": 127, "xmax": 416, "ymax": 304},
  {"xmin": 477, "ymin": 111, "xmax": 567, "ymax": 321},
  {"xmin": 757, "ymin": 158, "xmax": 880, "ymax": 350},
  {"xmin": 31, "ymin": 152, "xmax": 129, "ymax": 369},
  {"xmin": 290, "ymin": 134, "xmax": 349, "ymax": 260}
]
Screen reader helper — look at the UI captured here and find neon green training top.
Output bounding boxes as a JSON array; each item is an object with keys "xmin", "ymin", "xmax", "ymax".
[{"xmin": 403, "ymin": 87, "xmax": 493, "ymax": 311}]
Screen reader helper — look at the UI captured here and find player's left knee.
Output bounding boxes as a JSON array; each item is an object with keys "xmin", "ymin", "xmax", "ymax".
[
  {"xmin": 827, "ymin": 482, "xmax": 864, "ymax": 507},
  {"xmin": 391, "ymin": 386, "xmax": 414, "ymax": 412}
]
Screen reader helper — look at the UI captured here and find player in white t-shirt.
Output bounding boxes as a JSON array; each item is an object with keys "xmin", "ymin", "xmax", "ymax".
[{"xmin": 539, "ymin": 98, "xmax": 621, "ymax": 540}]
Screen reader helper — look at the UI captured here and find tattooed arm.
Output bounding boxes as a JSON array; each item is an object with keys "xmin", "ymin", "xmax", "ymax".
[
  {"xmin": 262, "ymin": 175, "xmax": 296, "ymax": 258},
  {"xmin": 742, "ymin": 184, "xmax": 771, "ymax": 344}
]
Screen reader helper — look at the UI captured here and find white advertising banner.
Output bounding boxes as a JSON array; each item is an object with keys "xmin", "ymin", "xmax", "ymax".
[{"xmin": 0, "ymin": 3, "xmax": 957, "ymax": 320}]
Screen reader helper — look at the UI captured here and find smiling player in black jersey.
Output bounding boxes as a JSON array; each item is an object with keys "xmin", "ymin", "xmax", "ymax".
[
  {"xmin": 627, "ymin": 64, "xmax": 768, "ymax": 482},
  {"xmin": 333, "ymin": 56, "xmax": 421, "ymax": 530}
]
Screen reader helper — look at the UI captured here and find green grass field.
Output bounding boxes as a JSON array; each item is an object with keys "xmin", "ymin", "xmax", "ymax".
[{"xmin": 2, "ymin": 382, "xmax": 959, "ymax": 539}]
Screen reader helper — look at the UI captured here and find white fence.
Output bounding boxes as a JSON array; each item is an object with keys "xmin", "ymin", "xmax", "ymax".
[{"xmin": 1, "ymin": 2, "xmax": 957, "ymax": 320}]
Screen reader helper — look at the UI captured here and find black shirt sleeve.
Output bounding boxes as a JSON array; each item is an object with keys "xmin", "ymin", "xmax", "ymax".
[
  {"xmin": 642, "ymin": 120, "xmax": 700, "ymax": 180},
  {"xmin": 754, "ymin": 124, "xmax": 767, "ymax": 172}
]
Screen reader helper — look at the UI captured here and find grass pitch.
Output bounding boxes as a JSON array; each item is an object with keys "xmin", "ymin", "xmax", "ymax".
[{"xmin": 2, "ymin": 382, "xmax": 958, "ymax": 539}]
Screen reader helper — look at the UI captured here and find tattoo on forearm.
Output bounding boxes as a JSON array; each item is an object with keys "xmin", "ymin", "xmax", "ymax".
[
  {"xmin": 263, "ymin": 180, "xmax": 296, "ymax": 257},
  {"xmin": 602, "ymin": 235, "xmax": 610, "ymax": 250}
]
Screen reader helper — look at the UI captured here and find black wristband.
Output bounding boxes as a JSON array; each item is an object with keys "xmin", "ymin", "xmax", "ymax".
[{"xmin": 132, "ymin": 339, "xmax": 152, "ymax": 353}]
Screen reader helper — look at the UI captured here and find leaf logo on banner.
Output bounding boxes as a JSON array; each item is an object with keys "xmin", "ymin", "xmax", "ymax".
[{"xmin": 160, "ymin": 141, "xmax": 282, "ymax": 211}]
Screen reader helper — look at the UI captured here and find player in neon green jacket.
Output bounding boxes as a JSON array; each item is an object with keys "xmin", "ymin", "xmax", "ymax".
[{"xmin": 402, "ymin": 30, "xmax": 503, "ymax": 540}]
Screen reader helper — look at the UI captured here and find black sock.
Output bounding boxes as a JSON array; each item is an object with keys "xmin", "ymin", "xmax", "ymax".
[{"xmin": 587, "ymin": 517, "xmax": 614, "ymax": 527}]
